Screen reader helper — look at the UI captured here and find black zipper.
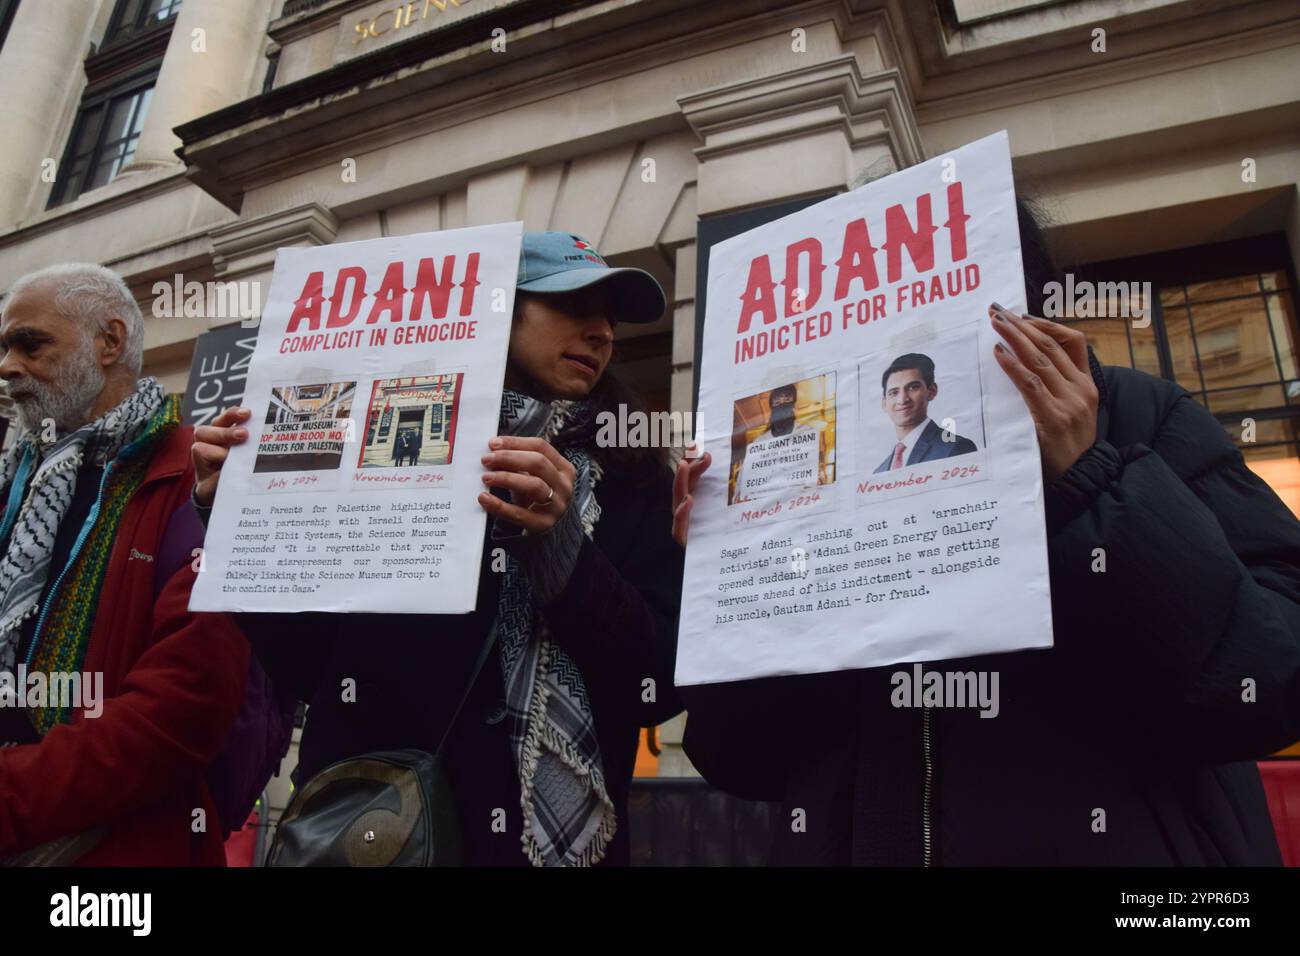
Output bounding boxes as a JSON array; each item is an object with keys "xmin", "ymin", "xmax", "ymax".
[{"xmin": 922, "ymin": 705, "xmax": 934, "ymax": 867}]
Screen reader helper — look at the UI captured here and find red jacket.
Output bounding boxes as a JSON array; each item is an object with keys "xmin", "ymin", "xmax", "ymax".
[{"xmin": 0, "ymin": 424, "xmax": 249, "ymax": 865}]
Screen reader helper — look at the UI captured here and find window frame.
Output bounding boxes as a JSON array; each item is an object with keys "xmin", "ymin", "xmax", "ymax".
[
  {"xmin": 104, "ymin": 0, "xmax": 183, "ymax": 48},
  {"xmin": 46, "ymin": 63, "xmax": 162, "ymax": 209},
  {"xmin": 1065, "ymin": 233, "xmax": 1300, "ymax": 459},
  {"xmin": 44, "ymin": 0, "xmax": 180, "ymax": 209}
]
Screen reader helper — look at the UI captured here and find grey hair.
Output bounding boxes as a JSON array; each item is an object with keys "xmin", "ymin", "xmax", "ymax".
[{"xmin": 3, "ymin": 263, "xmax": 144, "ymax": 375}]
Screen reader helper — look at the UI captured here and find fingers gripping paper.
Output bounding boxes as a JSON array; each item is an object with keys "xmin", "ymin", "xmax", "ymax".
[
  {"xmin": 676, "ymin": 132, "xmax": 1053, "ymax": 686},
  {"xmin": 189, "ymin": 222, "xmax": 522, "ymax": 615}
]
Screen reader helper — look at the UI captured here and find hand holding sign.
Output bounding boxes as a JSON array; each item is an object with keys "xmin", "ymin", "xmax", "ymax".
[
  {"xmin": 192, "ymin": 405, "xmax": 251, "ymax": 508},
  {"xmin": 989, "ymin": 304, "xmax": 1098, "ymax": 482},
  {"xmin": 478, "ymin": 435, "xmax": 576, "ymax": 533},
  {"xmin": 676, "ymin": 131, "xmax": 1055, "ymax": 686},
  {"xmin": 189, "ymin": 222, "xmax": 522, "ymax": 616},
  {"xmin": 672, "ymin": 447, "xmax": 713, "ymax": 547}
]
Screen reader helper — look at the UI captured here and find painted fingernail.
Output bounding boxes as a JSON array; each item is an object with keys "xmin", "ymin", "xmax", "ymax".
[{"xmin": 995, "ymin": 342, "xmax": 1007, "ymax": 352}]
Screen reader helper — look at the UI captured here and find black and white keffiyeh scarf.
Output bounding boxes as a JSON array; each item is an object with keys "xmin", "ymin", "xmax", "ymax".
[
  {"xmin": 495, "ymin": 389, "xmax": 616, "ymax": 867},
  {"xmin": 0, "ymin": 378, "xmax": 165, "ymax": 672}
]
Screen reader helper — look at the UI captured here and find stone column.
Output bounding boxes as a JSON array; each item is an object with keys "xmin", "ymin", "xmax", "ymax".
[
  {"xmin": 0, "ymin": 0, "xmax": 101, "ymax": 226},
  {"xmin": 678, "ymin": 53, "xmax": 924, "ymax": 217},
  {"xmin": 123, "ymin": 0, "xmax": 272, "ymax": 172}
]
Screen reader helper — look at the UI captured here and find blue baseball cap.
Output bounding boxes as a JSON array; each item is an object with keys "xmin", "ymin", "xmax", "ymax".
[{"xmin": 516, "ymin": 231, "xmax": 666, "ymax": 324}]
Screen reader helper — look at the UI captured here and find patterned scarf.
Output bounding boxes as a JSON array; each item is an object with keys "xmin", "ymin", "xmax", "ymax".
[
  {"xmin": 496, "ymin": 389, "xmax": 616, "ymax": 867},
  {"xmin": 0, "ymin": 378, "xmax": 168, "ymax": 715}
]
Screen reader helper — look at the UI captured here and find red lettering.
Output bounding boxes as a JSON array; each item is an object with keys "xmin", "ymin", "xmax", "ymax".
[
  {"xmin": 286, "ymin": 271, "xmax": 325, "ymax": 333},
  {"xmin": 883, "ymin": 195, "xmax": 935, "ymax": 283},
  {"xmin": 783, "ymin": 238, "xmax": 823, "ymax": 316},
  {"xmin": 326, "ymin": 266, "xmax": 367, "ymax": 329},
  {"xmin": 366, "ymin": 261, "xmax": 406, "ymax": 324},
  {"xmin": 736, "ymin": 256, "xmax": 778, "ymax": 334},
  {"xmin": 409, "ymin": 255, "xmax": 456, "ymax": 322},
  {"xmin": 945, "ymin": 182, "xmax": 970, "ymax": 262},
  {"xmin": 834, "ymin": 219, "xmax": 880, "ymax": 299},
  {"xmin": 884, "ymin": 194, "xmax": 936, "ymax": 284},
  {"xmin": 458, "ymin": 251, "xmax": 480, "ymax": 317}
]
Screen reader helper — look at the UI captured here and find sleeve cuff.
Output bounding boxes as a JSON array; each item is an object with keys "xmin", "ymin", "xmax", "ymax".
[
  {"xmin": 1044, "ymin": 440, "xmax": 1124, "ymax": 533},
  {"xmin": 192, "ymin": 484, "xmax": 212, "ymax": 530},
  {"xmin": 492, "ymin": 490, "xmax": 587, "ymax": 603}
]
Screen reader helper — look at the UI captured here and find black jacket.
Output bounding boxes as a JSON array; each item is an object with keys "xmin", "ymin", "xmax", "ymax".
[
  {"xmin": 244, "ymin": 469, "xmax": 684, "ymax": 866},
  {"xmin": 682, "ymin": 359, "xmax": 1300, "ymax": 865}
]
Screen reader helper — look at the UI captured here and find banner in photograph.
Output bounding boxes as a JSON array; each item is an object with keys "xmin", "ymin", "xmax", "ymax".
[
  {"xmin": 190, "ymin": 221, "xmax": 522, "ymax": 614},
  {"xmin": 676, "ymin": 131, "xmax": 1053, "ymax": 686}
]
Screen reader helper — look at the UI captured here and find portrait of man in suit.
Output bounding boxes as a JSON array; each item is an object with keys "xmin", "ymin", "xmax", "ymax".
[{"xmin": 873, "ymin": 352, "xmax": 977, "ymax": 473}]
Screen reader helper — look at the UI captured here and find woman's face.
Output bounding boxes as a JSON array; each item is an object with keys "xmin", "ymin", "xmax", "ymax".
[{"xmin": 506, "ymin": 288, "xmax": 615, "ymax": 400}]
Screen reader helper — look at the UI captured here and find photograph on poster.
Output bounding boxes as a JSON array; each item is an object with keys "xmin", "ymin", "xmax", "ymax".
[
  {"xmin": 728, "ymin": 372, "xmax": 836, "ymax": 505},
  {"xmin": 358, "ymin": 373, "xmax": 464, "ymax": 469},
  {"xmin": 252, "ymin": 380, "xmax": 357, "ymax": 473},
  {"xmin": 856, "ymin": 326, "xmax": 986, "ymax": 494}
]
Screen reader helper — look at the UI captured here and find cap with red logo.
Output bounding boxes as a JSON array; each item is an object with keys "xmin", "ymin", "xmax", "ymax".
[{"xmin": 516, "ymin": 231, "xmax": 666, "ymax": 324}]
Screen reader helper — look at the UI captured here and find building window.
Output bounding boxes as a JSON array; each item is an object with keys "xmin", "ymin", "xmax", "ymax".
[
  {"xmin": 105, "ymin": 0, "xmax": 183, "ymax": 45},
  {"xmin": 944, "ymin": 0, "xmax": 1064, "ymax": 27},
  {"xmin": 50, "ymin": 86, "xmax": 155, "ymax": 206},
  {"xmin": 1066, "ymin": 235, "xmax": 1300, "ymax": 515},
  {"xmin": 46, "ymin": 0, "xmax": 181, "ymax": 208}
]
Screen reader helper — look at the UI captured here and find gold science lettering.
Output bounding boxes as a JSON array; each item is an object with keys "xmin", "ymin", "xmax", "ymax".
[{"xmin": 353, "ymin": 0, "xmax": 470, "ymax": 45}]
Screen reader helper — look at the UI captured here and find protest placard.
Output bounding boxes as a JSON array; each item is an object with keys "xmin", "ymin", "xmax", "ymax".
[
  {"xmin": 676, "ymin": 131, "xmax": 1053, "ymax": 686},
  {"xmin": 189, "ymin": 221, "xmax": 522, "ymax": 614}
]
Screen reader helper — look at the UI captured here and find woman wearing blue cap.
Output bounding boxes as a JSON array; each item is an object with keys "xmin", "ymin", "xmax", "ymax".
[{"xmin": 193, "ymin": 232, "xmax": 683, "ymax": 867}]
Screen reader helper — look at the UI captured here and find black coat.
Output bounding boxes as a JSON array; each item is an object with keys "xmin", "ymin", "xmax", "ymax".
[
  {"xmin": 683, "ymin": 358, "xmax": 1300, "ymax": 865},
  {"xmin": 244, "ymin": 469, "xmax": 684, "ymax": 866}
]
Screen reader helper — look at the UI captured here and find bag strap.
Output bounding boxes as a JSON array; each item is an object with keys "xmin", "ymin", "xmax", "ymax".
[{"xmin": 431, "ymin": 621, "xmax": 499, "ymax": 759}]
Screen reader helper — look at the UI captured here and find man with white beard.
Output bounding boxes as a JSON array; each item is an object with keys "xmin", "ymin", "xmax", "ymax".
[{"xmin": 0, "ymin": 263, "xmax": 249, "ymax": 865}]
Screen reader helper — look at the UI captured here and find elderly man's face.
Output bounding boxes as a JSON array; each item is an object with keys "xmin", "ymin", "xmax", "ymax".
[{"xmin": 0, "ymin": 280, "xmax": 106, "ymax": 434}]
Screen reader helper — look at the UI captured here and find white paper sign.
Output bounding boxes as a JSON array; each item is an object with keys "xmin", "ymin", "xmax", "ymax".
[
  {"xmin": 190, "ymin": 221, "xmax": 522, "ymax": 614},
  {"xmin": 676, "ymin": 131, "xmax": 1053, "ymax": 686}
]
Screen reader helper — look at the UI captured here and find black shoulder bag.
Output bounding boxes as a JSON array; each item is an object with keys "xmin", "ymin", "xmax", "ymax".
[{"xmin": 266, "ymin": 624, "xmax": 498, "ymax": 867}]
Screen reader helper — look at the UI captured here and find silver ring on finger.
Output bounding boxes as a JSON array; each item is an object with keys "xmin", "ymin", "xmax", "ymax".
[{"xmin": 527, "ymin": 484, "xmax": 555, "ymax": 511}]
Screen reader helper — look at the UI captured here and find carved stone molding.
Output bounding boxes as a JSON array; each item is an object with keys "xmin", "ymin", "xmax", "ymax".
[{"xmin": 209, "ymin": 201, "xmax": 340, "ymax": 277}]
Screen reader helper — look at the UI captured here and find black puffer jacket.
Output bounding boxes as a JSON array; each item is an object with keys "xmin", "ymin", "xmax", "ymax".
[{"xmin": 682, "ymin": 357, "xmax": 1300, "ymax": 865}]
